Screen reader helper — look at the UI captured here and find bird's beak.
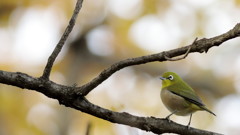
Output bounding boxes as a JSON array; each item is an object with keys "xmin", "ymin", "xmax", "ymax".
[{"xmin": 159, "ymin": 77, "xmax": 166, "ymax": 80}]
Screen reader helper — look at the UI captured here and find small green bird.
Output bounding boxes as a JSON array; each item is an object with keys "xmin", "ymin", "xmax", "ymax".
[{"xmin": 160, "ymin": 72, "xmax": 216, "ymax": 127}]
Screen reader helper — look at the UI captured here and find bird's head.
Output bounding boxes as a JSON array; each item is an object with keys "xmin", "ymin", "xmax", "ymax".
[{"xmin": 160, "ymin": 72, "xmax": 182, "ymax": 88}]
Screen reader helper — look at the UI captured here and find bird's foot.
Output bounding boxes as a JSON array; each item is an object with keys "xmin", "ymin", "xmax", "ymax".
[
  {"xmin": 165, "ymin": 115, "xmax": 171, "ymax": 123},
  {"xmin": 186, "ymin": 114, "xmax": 192, "ymax": 129},
  {"xmin": 165, "ymin": 112, "xmax": 175, "ymax": 123},
  {"xmin": 186, "ymin": 124, "xmax": 191, "ymax": 129}
]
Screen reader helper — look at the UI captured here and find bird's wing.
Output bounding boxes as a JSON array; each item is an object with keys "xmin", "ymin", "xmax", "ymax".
[
  {"xmin": 170, "ymin": 90, "xmax": 205, "ymax": 106},
  {"xmin": 167, "ymin": 83, "xmax": 205, "ymax": 107}
]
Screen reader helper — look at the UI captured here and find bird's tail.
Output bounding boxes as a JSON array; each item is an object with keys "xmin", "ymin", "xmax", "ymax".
[{"xmin": 200, "ymin": 106, "xmax": 216, "ymax": 116}]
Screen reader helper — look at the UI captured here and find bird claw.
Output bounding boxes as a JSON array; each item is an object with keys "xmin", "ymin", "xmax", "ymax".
[
  {"xmin": 165, "ymin": 116, "xmax": 171, "ymax": 123},
  {"xmin": 165, "ymin": 111, "xmax": 175, "ymax": 123},
  {"xmin": 186, "ymin": 113, "xmax": 192, "ymax": 129}
]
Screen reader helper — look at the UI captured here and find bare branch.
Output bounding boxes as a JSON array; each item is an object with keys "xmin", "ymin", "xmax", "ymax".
[
  {"xmin": 74, "ymin": 97, "xmax": 223, "ymax": 135},
  {"xmin": 41, "ymin": 0, "xmax": 84, "ymax": 79},
  {"xmin": 78, "ymin": 23, "xmax": 240, "ymax": 96},
  {"xmin": 0, "ymin": 70, "xmax": 222, "ymax": 135}
]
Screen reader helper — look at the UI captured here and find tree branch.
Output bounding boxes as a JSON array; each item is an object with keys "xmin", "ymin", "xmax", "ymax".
[
  {"xmin": 1, "ymin": 0, "xmax": 240, "ymax": 134},
  {"xmin": 0, "ymin": 71, "xmax": 222, "ymax": 135},
  {"xmin": 41, "ymin": 0, "xmax": 84, "ymax": 79},
  {"xmin": 78, "ymin": 23, "xmax": 240, "ymax": 96}
]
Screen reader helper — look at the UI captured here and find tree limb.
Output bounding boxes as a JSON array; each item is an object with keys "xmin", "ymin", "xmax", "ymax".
[
  {"xmin": 78, "ymin": 23, "xmax": 240, "ymax": 96},
  {"xmin": 0, "ymin": 71, "xmax": 222, "ymax": 135},
  {"xmin": 41, "ymin": 0, "xmax": 84, "ymax": 79}
]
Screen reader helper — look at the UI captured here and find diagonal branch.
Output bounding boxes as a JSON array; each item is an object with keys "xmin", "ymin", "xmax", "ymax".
[
  {"xmin": 74, "ymin": 98, "xmax": 222, "ymax": 135},
  {"xmin": 0, "ymin": 71, "xmax": 222, "ymax": 135},
  {"xmin": 41, "ymin": 0, "xmax": 84, "ymax": 79},
  {"xmin": 78, "ymin": 23, "xmax": 240, "ymax": 96}
]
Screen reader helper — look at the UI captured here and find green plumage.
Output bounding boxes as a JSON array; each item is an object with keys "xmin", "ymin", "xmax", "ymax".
[
  {"xmin": 166, "ymin": 79, "xmax": 205, "ymax": 106},
  {"xmin": 160, "ymin": 72, "xmax": 215, "ymax": 126}
]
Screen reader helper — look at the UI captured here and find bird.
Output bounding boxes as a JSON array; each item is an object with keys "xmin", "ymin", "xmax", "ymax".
[{"xmin": 159, "ymin": 71, "xmax": 216, "ymax": 127}]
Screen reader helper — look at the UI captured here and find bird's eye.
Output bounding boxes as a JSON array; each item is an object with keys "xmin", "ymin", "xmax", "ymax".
[{"xmin": 168, "ymin": 75, "xmax": 174, "ymax": 80}]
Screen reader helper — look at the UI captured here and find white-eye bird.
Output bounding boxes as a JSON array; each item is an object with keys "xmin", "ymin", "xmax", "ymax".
[{"xmin": 160, "ymin": 72, "xmax": 216, "ymax": 127}]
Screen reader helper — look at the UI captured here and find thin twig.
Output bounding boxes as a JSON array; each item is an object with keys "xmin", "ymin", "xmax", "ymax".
[
  {"xmin": 41, "ymin": 0, "xmax": 84, "ymax": 79},
  {"xmin": 164, "ymin": 46, "xmax": 192, "ymax": 61},
  {"xmin": 164, "ymin": 38, "xmax": 197, "ymax": 61}
]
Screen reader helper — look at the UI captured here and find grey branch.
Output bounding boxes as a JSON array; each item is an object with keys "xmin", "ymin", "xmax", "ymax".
[
  {"xmin": 41, "ymin": 0, "xmax": 84, "ymax": 79},
  {"xmin": 78, "ymin": 23, "xmax": 240, "ymax": 96},
  {"xmin": 0, "ymin": 71, "xmax": 223, "ymax": 135}
]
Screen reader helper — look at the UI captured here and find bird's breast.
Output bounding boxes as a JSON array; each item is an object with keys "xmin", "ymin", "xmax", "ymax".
[{"xmin": 161, "ymin": 88, "xmax": 195, "ymax": 116}]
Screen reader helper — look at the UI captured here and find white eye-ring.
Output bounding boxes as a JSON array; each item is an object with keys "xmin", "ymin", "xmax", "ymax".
[{"xmin": 168, "ymin": 75, "xmax": 174, "ymax": 80}]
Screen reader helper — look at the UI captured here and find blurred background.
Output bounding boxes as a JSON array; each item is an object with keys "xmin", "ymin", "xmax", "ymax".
[{"xmin": 0, "ymin": 0, "xmax": 240, "ymax": 135}]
